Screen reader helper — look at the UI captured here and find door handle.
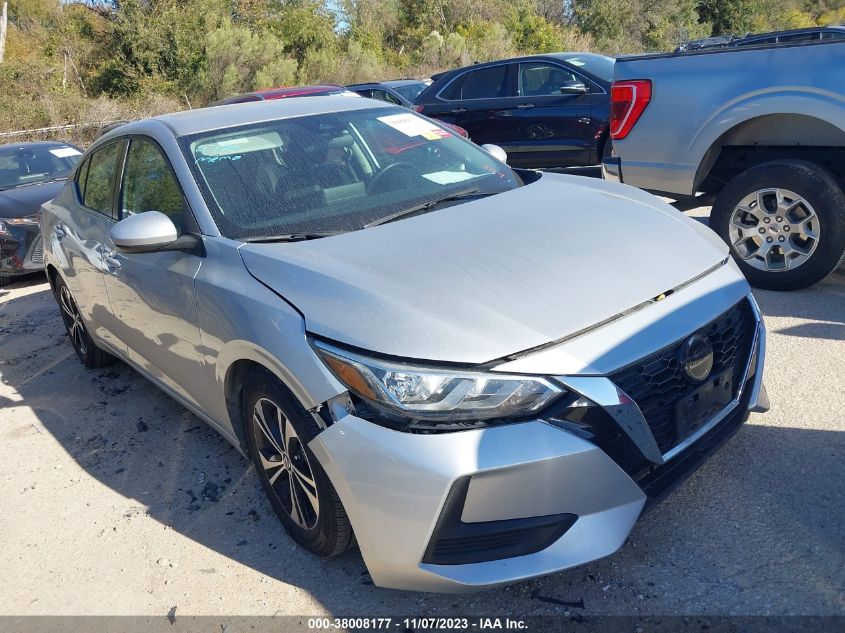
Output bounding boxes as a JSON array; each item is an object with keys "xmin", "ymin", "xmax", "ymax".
[
  {"xmin": 54, "ymin": 224, "xmax": 66, "ymax": 238},
  {"xmin": 578, "ymin": 117, "xmax": 591, "ymax": 124},
  {"xmin": 101, "ymin": 249, "xmax": 122, "ymax": 271},
  {"xmin": 516, "ymin": 103, "xmax": 535, "ymax": 109},
  {"xmin": 450, "ymin": 107, "xmax": 467, "ymax": 113},
  {"xmin": 104, "ymin": 255, "xmax": 122, "ymax": 270}
]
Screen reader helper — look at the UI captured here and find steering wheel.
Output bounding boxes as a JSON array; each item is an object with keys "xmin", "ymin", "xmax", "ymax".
[{"xmin": 368, "ymin": 162, "xmax": 414, "ymax": 193}]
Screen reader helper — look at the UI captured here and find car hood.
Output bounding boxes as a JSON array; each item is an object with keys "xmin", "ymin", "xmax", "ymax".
[
  {"xmin": 239, "ymin": 173, "xmax": 728, "ymax": 364},
  {"xmin": 0, "ymin": 180, "xmax": 65, "ymax": 218}
]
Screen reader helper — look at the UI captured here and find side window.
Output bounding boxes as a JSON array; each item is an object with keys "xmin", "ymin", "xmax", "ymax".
[
  {"xmin": 75, "ymin": 157, "xmax": 91, "ymax": 202},
  {"xmin": 371, "ymin": 89, "xmax": 401, "ymax": 105},
  {"xmin": 442, "ymin": 65, "xmax": 511, "ymax": 100},
  {"xmin": 121, "ymin": 139, "xmax": 187, "ymax": 229},
  {"xmin": 519, "ymin": 63, "xmax": 578, "ymax": 97},
  {"xmin": 83, "ymin": 142, "xmax": 122, "ymax": 215}
]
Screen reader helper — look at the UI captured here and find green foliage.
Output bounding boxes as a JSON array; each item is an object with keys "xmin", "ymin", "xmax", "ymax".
[
  {"xmin": 266, "ymin": 0, "xmax": 337, "ymax": 64},
  {"xmin": 204, "ymin": 19, "xmax": 297, "ymax": 100},
  {"xmin": 506, "ymin": 7, "xmax": 565, "ymax": 54},
  {"xmin": 1, "ymin": 0, "xmax": 842, "ymax": 138}
]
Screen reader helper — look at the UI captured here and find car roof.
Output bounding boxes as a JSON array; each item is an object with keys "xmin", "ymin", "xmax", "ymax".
[
  {"xmin": 0, "ymin": 140, "xmax": 77, "ymax": 151},
  {"xmin": 255, "ymin": 84, "xmax": 347, "ymax": 98},
  {"xmin": 381, "ymin": 79, "xmax": 429, "ymax": 87},
  {"xmin": 348, "ymin": 79, "xmax": 427, "ymax": 89},
  {"xmin": 736, "ymin": 25, "xmax": 845, "ymax": 42},
  {"xmin": 433, "ymin": 52, "xmax": 611, "ymax": 77},
  {"xmin": 115, "ymin": 95, "xmax": 393, "ymax": 139}
]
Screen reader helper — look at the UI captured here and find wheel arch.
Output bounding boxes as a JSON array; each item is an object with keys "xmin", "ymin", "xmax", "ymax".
[
  {"xmin": 45, "ymin": 263, "xmax": 60, "ymax": 294},
  {"xmin": 694, "ymin": 112, "xmax": 845, "ymax": 193},
  {"xmin": 218, "ymin": 341, "xmax": 343, "ymax": 454}
]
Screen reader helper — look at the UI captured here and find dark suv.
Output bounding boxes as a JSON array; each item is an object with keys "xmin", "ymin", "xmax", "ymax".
[{"xmin": 413, "ymin": 53, "xmax": 614, "ymax": 168}]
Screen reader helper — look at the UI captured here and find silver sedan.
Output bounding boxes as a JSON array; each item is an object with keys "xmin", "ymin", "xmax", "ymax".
[{"xmin": 40, "ymin": 96, "xmax": 768, "ymax": 592}]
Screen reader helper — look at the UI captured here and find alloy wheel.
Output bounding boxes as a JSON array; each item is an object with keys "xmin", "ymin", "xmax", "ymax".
[
  {"xmin": 728, "ymin": 188, "xmax": 820, "ymax": 272},
  {"xmin": 59, "ymin": 285, "xmax": 88, "ymax": 355},
  {"xmin": 252, "ymin": 397, "xmax": 320, "ymax": 530}
]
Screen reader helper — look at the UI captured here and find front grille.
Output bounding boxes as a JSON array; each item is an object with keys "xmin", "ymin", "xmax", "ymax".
[
  {"xmin": 30, "ymin": 236, "xmax": 44, "ymax": 265},
  {"xmin": 610, "ymin": 299, "xmax": 756, "ymax": 455}
]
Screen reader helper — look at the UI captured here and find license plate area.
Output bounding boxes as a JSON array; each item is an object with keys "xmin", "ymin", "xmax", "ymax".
[{"xmin": 675, "ymin": 368, "xmax": 734, "ymax": 441}]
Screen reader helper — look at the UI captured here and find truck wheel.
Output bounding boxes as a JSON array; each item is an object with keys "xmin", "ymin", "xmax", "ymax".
[{"xmin": 710, "ymin": 160, "xmax": 845, "ymax": 290}]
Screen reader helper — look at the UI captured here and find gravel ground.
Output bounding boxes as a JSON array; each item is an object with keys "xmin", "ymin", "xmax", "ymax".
[{"xmin": 0, "ymin": 207, "xmax": 843, "ymax": 617}]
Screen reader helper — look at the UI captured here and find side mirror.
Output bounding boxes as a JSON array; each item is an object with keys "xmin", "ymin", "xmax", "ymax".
[
  {"xmin": 110, "ymin": 211, "xmax": 177, "ymax": 253},
  {"xmin": 560, "ymin": 81, "xmax": 588, "ymax": 95},
  {"xmin": 481, "ymin": 143, "xmax": 508, "ymax": 164}
]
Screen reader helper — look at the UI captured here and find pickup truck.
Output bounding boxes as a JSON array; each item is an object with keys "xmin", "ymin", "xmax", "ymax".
[{"xmin": 603, "ymin": 39, "xmax": 845, "ymax": 290}]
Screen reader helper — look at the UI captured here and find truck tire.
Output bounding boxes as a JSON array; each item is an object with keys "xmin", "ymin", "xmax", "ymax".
[{"xmin": 710, "ymin": 160, "xmax": 845, "ymax": 291}]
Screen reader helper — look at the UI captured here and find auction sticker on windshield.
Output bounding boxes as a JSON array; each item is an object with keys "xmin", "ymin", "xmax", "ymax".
[
  {"xmin": 378, "ymin": 113, "xmax": 451, "ymax": 140},
  {"xmin": 49, "ymin": 147, "xmax": 82, "ymax": 158}
]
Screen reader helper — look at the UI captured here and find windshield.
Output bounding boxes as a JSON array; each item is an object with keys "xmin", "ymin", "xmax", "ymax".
[
  {"xmin": 0, "ymin": 144, "xmax": 82, "ymax": 191},
  {"xmin": 392, "ymin": 81, "xmax": 430, "ymax": 102},
  {"xmin": 183, "ymin": 107, "xmax": 521, "ymax": 240},
  {"xmin": 563, "ymin": 54, "xmax": 615, "ymax": 83}
]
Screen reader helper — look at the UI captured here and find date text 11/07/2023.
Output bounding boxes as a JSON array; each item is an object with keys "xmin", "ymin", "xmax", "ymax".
[{"xmin": 307, "ymin": 617, "xmax": 529, "ymax": 630}]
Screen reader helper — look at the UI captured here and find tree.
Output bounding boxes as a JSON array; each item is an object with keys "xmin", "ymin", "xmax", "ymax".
[{"xmin": 205, "ymin": 18, "xmax": 297, "ymax": 100}]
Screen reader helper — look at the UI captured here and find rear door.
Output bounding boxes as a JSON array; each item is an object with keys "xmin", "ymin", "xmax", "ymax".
[
  {"xmin": 423, "ymin": 64, "xmax": 517, "ymax": 145},
  {"xmin": 50, "ymin": 140, "xmax": 126, "ymax": 355},
  {"xmin": 102, "ymin": 136, "xmax": 207, "ymax": 407},
  {"xmin": 507, "ymin": 61, "xmax": 594, "ymax": 167}
]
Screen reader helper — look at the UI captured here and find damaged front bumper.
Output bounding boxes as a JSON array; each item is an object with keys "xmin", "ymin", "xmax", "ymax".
[
  {"xmin": 0, "ymin": 221, "xmax": 45, "ymax": 277},
  {"xmin": 308, "ymin": 323, "xmax": 766, "ymax": 593},
  {"xmin": 309, "ymin": 415, "xmax": 646, "ymax": 592}
]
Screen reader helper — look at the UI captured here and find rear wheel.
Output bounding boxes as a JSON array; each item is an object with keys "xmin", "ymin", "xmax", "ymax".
[
  {"xmin": 53, "ymin": 275, "xmax": 113, "ymax": 368},
  {"xmin": 710, "ymin": 160, "xmax": 845, "ymax": 290},
  {"xmin": 242, "ymin": 374, "xmax": 354, "ymax": 558},
  {"xmin": 0, "ymin": 274, "xmax": 13, "ymax": 287}
]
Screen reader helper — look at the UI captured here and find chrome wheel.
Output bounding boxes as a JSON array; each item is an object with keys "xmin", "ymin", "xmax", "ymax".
[
  {"xmin": 252, "ymin": 397, "xmax": 320, "ymax": 529},
  {"xmin": 728, "ymin": 188, "xmax": 819, "ymax": 272},
  {"xmin": 59, "ymin": 284, "xmax": 88, "ymax": 355}
]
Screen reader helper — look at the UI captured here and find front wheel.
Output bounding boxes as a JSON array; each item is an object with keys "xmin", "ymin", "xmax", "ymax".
[
  {"xmin": 53, "ymin": 275, "xmax": 113, "ymax": 368},
  {"xmin": 242, "ymin": 375, "xmax": 354, "ymax": 558},
  {"xmin": 710, "ymin": 160, "xmax": 845, "ymax": 291}
]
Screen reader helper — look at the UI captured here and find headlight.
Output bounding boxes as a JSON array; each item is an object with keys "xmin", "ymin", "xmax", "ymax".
[{"xmin": 312, "ymin": 340, "xmax": 563, "ymax": 424}]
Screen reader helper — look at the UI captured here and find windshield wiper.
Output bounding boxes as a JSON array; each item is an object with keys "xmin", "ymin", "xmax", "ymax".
[
  {"xmin": 364, "ymin": 187, "xmax": 487, "ymax": 229},
  {"xmin": 241, "ymin": 231, "xmax": 342, "ymax": 243}
]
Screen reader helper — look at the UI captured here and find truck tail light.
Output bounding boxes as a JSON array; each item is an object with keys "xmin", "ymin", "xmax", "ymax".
[{"xmin": 610, "ymin": 80, "xmax": 651, "ymax": 140}]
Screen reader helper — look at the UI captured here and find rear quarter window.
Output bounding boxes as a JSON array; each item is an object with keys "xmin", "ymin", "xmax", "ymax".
[{"xmin": 441, "ymin": 65, "xmax": 510, "ymax": 100}]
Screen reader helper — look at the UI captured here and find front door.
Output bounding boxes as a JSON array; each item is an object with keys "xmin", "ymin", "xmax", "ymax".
[
  {"xmin": 505, "ymin": 62, "xmax": 594, "ymax": 168},
  {"xmin": 102, "ymin": 137, "xmax": 207, "ymax": 408}
]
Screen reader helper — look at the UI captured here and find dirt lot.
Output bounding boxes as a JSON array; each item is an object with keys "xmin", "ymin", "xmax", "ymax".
[{"xmin": 1, "ymin": 208, "xmax": 843, "ymax": 617}]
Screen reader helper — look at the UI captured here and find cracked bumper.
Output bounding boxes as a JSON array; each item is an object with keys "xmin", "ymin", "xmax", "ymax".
[{"xmin": 309, "ymin": 417, "xmax": 646, "ymax": 592}]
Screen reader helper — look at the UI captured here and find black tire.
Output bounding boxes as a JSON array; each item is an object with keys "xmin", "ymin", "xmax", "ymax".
[
  {"xmin": 242, "ymin": 374, "xmax": 353, "ymax": 558},
  {"xmin": 710, "ymin": 160, "xmax": 845, "ymax": 291},
  {"xmin": 53, "ymin": 275, "xmax": 113, "ymax": 368},
  {"xmin": 0, "ymin": 275, "xmax": 12, "ymax": 287}
]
